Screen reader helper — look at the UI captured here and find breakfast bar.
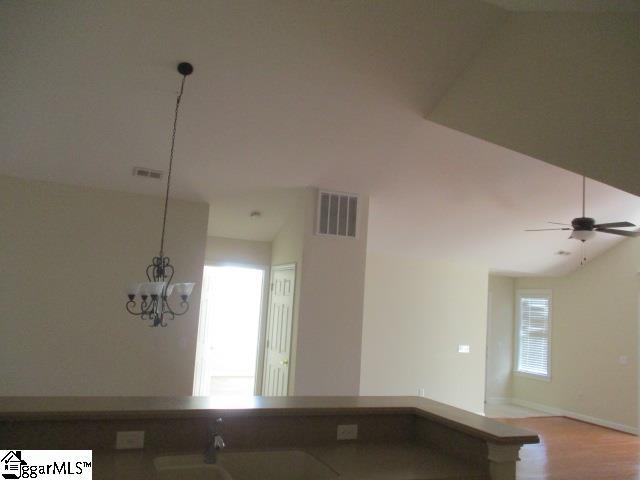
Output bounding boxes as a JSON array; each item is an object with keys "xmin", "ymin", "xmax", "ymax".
[{"xmin": 0, "ymin": 396, "xmax": 539, "ymax": 480}]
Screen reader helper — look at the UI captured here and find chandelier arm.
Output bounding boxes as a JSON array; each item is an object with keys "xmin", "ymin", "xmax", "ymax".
[
  {"xmin": 151, "ymin": 297, "xmax": 163, "ymax": 327},
  {"xmin": 162, "ymin": 298, "xmax": 175, "ymax": 315},
  {"xmin": 163, "ymin": 261, "xmax": 174, "ymax": 289},
  {"xmin": 153, "ymin": 256, "xmax": 165, "ymax": 281},
  {"xmin": 126, "ymin": 300, "xmax": 142, "ymax": 316},
  {"xmin": 149, "ymin": 314, "xmax": 165, "ymax": 328},
  {"xmin": 144, "ymin": 298, "xmax": 155, "ymax": 319},
  {"xmin": 163, "ymin": 305, "xmax": 176, "ymax": 323},
  {"xmin": 146, "ymin": 263, "xmax": 155, "ymax": 282},
  {"xmin": 169, "ymin": 300, "xmax": 190, "ymax": 316},
  {"xmin": 159, "ymin": 75, "xmax": 187, "ymax": 257},
  {"xmin": 152, "ymin": 300, "xmax": 171, "ymax": 327}
]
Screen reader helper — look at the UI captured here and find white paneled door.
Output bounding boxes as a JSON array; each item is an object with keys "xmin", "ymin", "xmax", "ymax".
[{"xmin": 261, "ymin": 264, "xmax": 295, "ymax": 396}]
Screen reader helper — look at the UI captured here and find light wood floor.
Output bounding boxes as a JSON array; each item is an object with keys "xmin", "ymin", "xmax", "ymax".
[{"xmin": 498, "ymin": 417, "xmax": 640, "ymax": 480}]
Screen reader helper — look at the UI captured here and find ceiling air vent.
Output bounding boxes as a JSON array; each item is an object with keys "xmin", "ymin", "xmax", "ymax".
[
  {"xmin": 132, "ymin": 167, "xmax": 164, "ymax": 180},
  {"xmin": 316, "ymin": 190, "xmax": 358, "ymax": 238}
]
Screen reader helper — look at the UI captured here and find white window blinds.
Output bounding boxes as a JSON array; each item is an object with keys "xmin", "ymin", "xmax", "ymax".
[{"xmin": 516, "ymin": 292, "xmax": 551, "ymax": 378}]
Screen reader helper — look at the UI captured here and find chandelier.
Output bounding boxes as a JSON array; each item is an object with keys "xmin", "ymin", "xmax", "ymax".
[{"xmin": 125, "ymin": 62, "xmax": 196, "ymax": 327}]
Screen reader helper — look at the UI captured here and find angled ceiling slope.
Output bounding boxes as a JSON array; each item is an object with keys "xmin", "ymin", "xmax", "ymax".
[
  {"xmin": 2, "ymin": 1, "xmax": 638, "ymax": 275},
  {"xmin": 428, "ymin": 11, "xmax": 640, "ymax": 197}
]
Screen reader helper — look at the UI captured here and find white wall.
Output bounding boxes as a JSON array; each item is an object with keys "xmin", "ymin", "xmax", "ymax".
[
  {"xmin": 360, "ymin": 254, "xmax": 489, "ymax": 414},
  {"xmin": 293, "ymin": 190, "xmax": 369, "ymax": 395},
  {"xmin": 512, "ymin": 240, "xmax": 639, "ymax": 432},
  {"xmin": 429, "ymin": 12, "xmax": 640, "ymax": 197},
  {"xmin": 0, "ymin": 175, "xmax": 209, "ymax": 395},
  {"xmin": 486, "ymin": 275, "xmax": 514, "ymax": 404},
  {"xmin": 205, "ymin": 236, "xmax": 271, "ymax": 267},
  {"xmin": 270, "ymin": 191, "xmax": 307, "ymax": 394},
  {"xmin": 267, "ymin": 188, "xmax": 370, "ymax": 396}
]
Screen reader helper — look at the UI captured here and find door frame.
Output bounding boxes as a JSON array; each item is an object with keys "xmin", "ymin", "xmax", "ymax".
[
  {"xmin": 484, "ymin": 289, "xmax": 493, "ymax": 408},
  {"xmin": 261, "ymin": 263, "xmax": 296, "ymax": 396},
  {"xmin": 193, "ymin": 261, "xmax": 270, "ymax": 396}
]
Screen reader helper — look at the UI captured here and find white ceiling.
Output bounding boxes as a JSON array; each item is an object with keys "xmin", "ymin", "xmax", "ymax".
[
  {"xmin": 208, "ymin": 188, "xmax": 300, "ymax": 242},
  {"xmin": 1, "ymin": 0, "xmax": 639, "ymax": 275},
  {"xmin": 366, "ymin": 122, "xmax": 640, "ymax": 276}
]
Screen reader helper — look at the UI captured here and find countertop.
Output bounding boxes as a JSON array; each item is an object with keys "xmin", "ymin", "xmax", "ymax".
[
  {"xmin": 94, "ymin": 443, "xmax": 488, "ymax": 480},
  {"xmin": 0, "ymin": 396, "xmax": 538, "ymax": 445}
]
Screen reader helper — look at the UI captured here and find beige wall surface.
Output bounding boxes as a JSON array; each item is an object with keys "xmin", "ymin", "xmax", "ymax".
[
  {"xmin": 0, "ymin": 175, "xmax": 209, "ymax": 395},
  {"xmin": 205, "ymin": 236, "xmax": 271, "ymax": 267},
  {"xmin": 269, "ymin": 191, "xmax": 307, "ymax": 394},
  {"xmin": 294, "ymin": 190, "xmax": 369, "ymax": 396},
  {"xmin": 429, "ymin": 12, "xmax": 640, "ymax": 197},
  {"xmin": 486, "ymin": 275, "xmax": 514, "ymax": 403},
  {"xmin": 268, "ymin": 188, "xmax": 370, "ymax": 396},
  {"xmin": 360, "ymin": 254, "xmax": 489, "ymax": 414},
  {"xmin": 513, "ymin": 240, "xmax": 639, "ymax": 431}
]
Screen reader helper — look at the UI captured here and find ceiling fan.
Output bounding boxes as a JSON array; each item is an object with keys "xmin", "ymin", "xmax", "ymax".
[{"xmin": 525, "ymin": 176, "xmax": 640, "ymax": 242}]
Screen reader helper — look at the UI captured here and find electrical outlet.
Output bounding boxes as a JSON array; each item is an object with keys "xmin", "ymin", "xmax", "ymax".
[
  {"xmin": 458, "ymin": 344, "xmax": 470, "ymax": 353},
  {"xmin": 618, "ymin": 355, "xmax": 628, "ymax": 365},
  {"xmin": 116, "ymin": 431, "xmax": 145, "ymax": 450},
  {"xmin": 418, "ymin": 388, "xmax": 425, "ymax": 397},
  {"xmin": 337, "ymin": 424, "xmax": 358, "ymax": 441}
]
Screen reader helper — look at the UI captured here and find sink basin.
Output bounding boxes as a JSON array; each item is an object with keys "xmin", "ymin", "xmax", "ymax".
[
  {"xmin": 154, "ymin": 454, "xmax": 233, "ymax": 480},
  {"xmin": 154, "ymin": 450, "xmax": 338, "ymax": 480},
  {"xmin": 218, "ymin": 450, "xmax": 338, "ymax": 480}
]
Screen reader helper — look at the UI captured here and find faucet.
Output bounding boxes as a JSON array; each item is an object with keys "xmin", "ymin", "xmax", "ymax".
[{"xmin": 204, "ymin": 417, "xmax": 226, "ymax": 464}]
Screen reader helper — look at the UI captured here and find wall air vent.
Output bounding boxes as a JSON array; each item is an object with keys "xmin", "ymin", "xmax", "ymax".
[
  {"xmin": 132, "ymin": 167, "xmax": 164, "ymax": 180},
  {"xmin": 316, "ymin": 190, "xmax": 358, "ymax": 238}
]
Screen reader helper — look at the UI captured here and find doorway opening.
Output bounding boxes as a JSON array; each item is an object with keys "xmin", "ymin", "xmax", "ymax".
[{"xmin": 193, "ymin": 265, "xmax": 265, "ymax": 396}]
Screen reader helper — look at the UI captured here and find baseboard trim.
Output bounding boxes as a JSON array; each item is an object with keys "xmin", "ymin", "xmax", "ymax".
[
  {"xmin": 510, "ymin": 398, "xmax": 638, "ymax": 435},
  {"xmin": 485, "ymin": 397, "xmax": 511, "ymax": 405}
]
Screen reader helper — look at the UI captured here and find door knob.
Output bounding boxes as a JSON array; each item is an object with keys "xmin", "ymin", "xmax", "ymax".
[{"xmin": 281, "ymin": 359, "xmax": 289, "ymax": 365}]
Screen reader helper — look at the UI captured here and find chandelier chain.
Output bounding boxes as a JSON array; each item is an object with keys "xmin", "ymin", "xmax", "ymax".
[
  {"xmin": 126, "ymin": 62, "xmax": 195, "ymax": 328},
  {"xmin": 160, "ymin": 74, "xmax": 187, "ymax": 256}
]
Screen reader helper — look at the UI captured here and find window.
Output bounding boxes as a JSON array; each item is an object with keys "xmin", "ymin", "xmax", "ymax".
[{"xmin": 515, "ymin": 290, "xmax": 552, "ymax": 379}]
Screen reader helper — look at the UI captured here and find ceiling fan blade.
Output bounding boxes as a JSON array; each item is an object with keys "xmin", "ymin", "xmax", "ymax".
[
  {"xmin": 594, "ymin": 221, "xmax": 636, "ymax": 229},
  {"xmin": 525, "ymin": 228, "xmax": 572, "ymax": 231},
  {"xmin": 595, "ymin": 228, "xmax": 640, "ymax": 237},
  {"xmin": 548, "ymin": 221, "xmax": 570, "ymax": 226}
]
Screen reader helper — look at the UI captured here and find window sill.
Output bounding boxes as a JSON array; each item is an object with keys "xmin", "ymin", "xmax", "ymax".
[{"xmin": 514, "ymin": 371, "xmax": 551, "ymax": 382}]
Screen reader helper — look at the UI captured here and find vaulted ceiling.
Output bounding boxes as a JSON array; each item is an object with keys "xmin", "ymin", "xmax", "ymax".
[
  {"xmin": 428, "ymin": 10, "xmax": 640, "ymax": 199},
  {"xmin": 1, "ymin": 0, "xmax": 638, "ymax": 275}
]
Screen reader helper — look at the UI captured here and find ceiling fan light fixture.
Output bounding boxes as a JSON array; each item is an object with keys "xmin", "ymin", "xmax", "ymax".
[
  {"xmin": 569, "ymin": 230, "xmax": 596, "ymax": 242},
  {"xmin": 525, "ymin": 176, "xmax": 638, "ymax": 242}
]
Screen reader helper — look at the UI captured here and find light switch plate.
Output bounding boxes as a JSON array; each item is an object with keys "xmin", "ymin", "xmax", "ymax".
[
  {"xmin": 337, "ymin": 424, "xmax": 358, "ymax": 441},
  {"xmin": 116, "ymin": 431, "xmax": 145, "ymax": 450},
  {"xmin": 458, "ymin": 344, "xmax": 470, "ymax": 353}
]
